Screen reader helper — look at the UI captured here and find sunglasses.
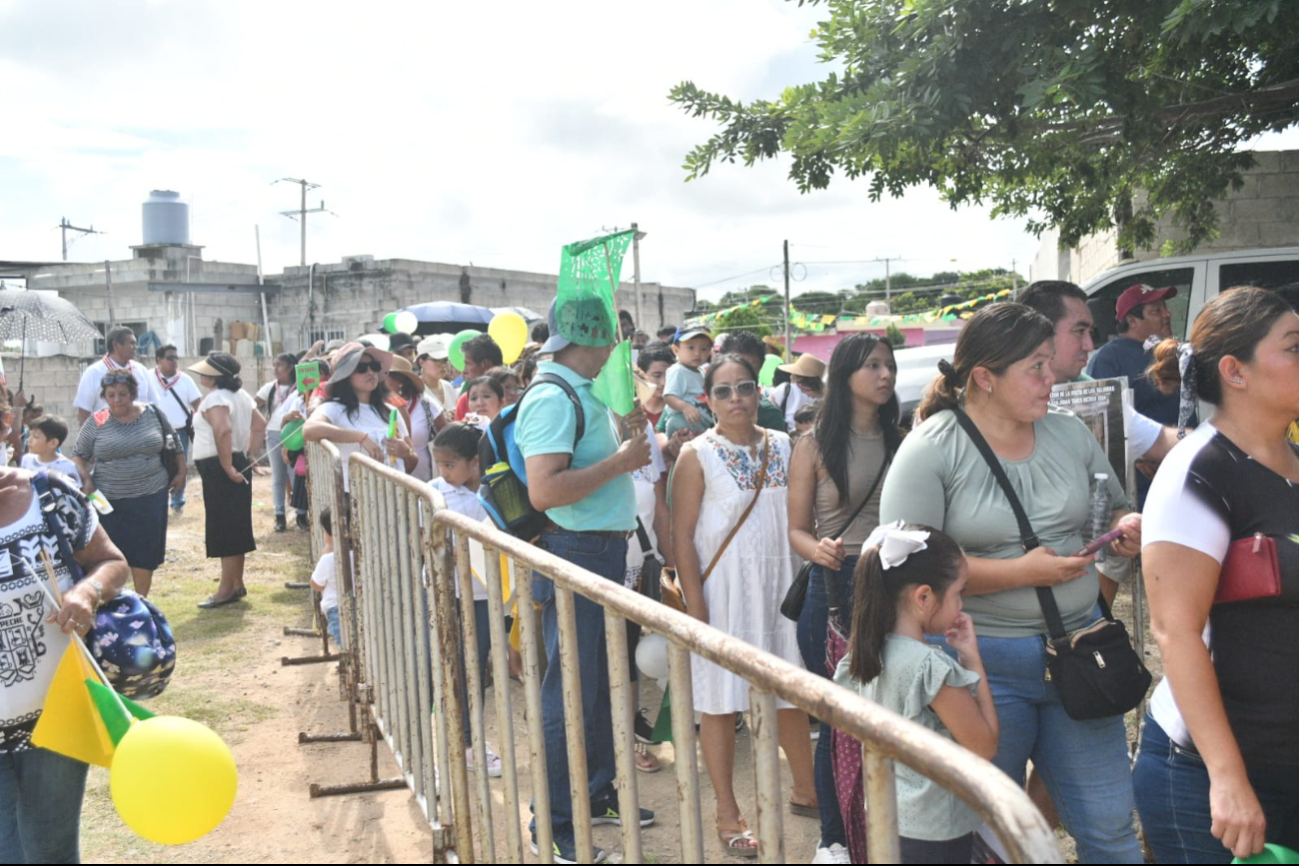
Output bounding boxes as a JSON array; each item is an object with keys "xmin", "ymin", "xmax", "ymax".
[
  {"xmin": 353, "ymin": 360, "xmax": 383, "ymax": 374},
  {"xmin": 100, "ymin": 373, "xmax": 134, "ymax": 386},
  {"xmin": 709, "ymin": 380, "xmax": 758, "ymax": 402}
]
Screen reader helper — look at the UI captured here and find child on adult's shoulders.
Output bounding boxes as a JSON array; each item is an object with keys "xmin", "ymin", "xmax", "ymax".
[
  {"xmin": 658, "ymin": 326, "xmax": 715, "ymax": 437},
  {"xmin": 20, "ymin": 414, "xmax": 82, "ymax": 489}
]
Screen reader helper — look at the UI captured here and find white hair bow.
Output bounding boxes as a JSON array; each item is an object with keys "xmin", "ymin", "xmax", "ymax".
[{"xmin": 863, "ymin": 520, "xmax": 930, "ymax": 570}]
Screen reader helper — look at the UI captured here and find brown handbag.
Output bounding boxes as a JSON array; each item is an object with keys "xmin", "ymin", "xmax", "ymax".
[{"xmin": 662, "ymin": 431, "xmax": 770, "ymax": 613}]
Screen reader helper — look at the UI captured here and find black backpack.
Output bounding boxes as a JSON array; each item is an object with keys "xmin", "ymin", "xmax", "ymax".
[{"xmin": 477, "ymin": 373, "xmax": 585, "ymax": 540}]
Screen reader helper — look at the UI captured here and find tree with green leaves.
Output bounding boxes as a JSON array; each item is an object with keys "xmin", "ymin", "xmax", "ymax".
[{"xmin": 671, "ymin": 0, "xmax": 1299, "ymax": 253}]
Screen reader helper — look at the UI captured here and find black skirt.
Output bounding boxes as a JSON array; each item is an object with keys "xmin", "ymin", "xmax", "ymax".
[
  {"xmin": 196, "ymin": 453, "xmax": 257, "ymax": 558},
  {"xmin": 101, "ymin": 488, "xmax": 169, "ymax": 570}
]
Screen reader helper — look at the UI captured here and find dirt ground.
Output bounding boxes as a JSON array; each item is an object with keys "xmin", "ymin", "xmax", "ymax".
[{"xmin": 79, "ymin": 474, "xmax": 826, "ymax": 864}]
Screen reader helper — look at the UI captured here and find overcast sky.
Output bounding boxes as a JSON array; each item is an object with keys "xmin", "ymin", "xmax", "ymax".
[{"xmin": 3, "ymin": 0, "xmax": 1295, "ymax": 305}]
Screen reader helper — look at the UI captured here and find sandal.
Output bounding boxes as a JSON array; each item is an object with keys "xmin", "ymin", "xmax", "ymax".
[
  {"xmin": 716, "ymin": 817, "xmax": 759, "ymax": 858},
  {"xmin": 634, "ymin": 741, "xmax": 661, "ymax": 773},
  {"xmin": 788, "ymin": 799, "xmax": 819, "ymax": 818}
]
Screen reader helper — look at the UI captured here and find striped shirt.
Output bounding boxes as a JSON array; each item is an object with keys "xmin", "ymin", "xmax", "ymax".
[{"xmin": 72, "ymin": 406, "xmax": 169, "ymax": 499}]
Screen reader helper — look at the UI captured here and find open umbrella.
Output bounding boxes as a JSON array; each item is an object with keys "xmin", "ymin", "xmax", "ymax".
[
  {"xmin": 399, "ymin": 301, "xmax": 495, "ymax": 336},
  {"xmin": 0, "ymin": 289, "xmax": 104, "ymax": 392}
]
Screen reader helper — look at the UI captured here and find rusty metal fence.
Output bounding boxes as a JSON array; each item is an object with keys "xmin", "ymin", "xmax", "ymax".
[{"xmin": 299, "ymin": 443, "xmax": 1062, "ymax": 864}]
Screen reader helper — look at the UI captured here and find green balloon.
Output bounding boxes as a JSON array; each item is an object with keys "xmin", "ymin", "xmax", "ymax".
[
  {"xmin": 383, "ymin": 312, "xmax": 399, "ymax": 334},
  {"xmin": 448, "ymin": 329, "xmax": 478, "ymax": 372},
  {"xmin": 759, "ymin": 354, "xmax": 782, "ymax": 387}
]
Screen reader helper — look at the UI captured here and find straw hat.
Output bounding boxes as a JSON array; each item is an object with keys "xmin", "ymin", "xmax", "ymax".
[
  {"xmin": 777, "ymin": 353, "xmax": 826, "ymax": 379},
  {"xmin": 386, "ymin": 355, "xmax": 425, "ymax": 397},
  {"xmin": 188, "ymin": 352, "xmax": 241, "ymax": 379}
]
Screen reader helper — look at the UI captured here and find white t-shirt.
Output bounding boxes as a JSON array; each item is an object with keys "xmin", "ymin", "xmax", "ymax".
[
  {"xmin": 625, "ymin": 422, "xmax": 668, "ymax": 585},
  {"xmin": 152, "ymin": 370, "xmax": 202, "ymax": 431},
  {"xmin": 769, "ymin": 382, "xmax": 813, "ymax": 430},
  {"xmin": 1127, "ymin": 405, "xmax": 1162, "ymax": 459},
  {"xmin": 19, "ymin": 453, "xmax": 82, "ymax": 489},
  {"xmin": 74, "ymin": 358, "xmax": 163, "ymax": 414},
  {"xmin": 424, "ymin": 380, "xmax": 458, "ymax": 419},
  {"xmin": 311, "ymin": 551, "xmax": 338, "ymax": 612},
  {"xmin": 191, "ymin": 389, "xmax": 257, "ymax": 461},
  {"xmin": 434, "ymin": 477, "xmax": 489, "ymax": 601},
  {"xmin": 311, "ymin": 400, "xmax": 409, "ymax": 491},
  {"xmin": 256, "ymin": 380, "xmax": 299, "ymax": 432}
]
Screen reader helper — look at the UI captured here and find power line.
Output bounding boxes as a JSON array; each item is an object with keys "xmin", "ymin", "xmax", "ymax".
[
  {"xmin": 274, "ymin": 177, "xmax": 335, "ymax": 266},
  {"xmin": 57, "ymin": 218, "xmax": 103, "ymax": 261}
]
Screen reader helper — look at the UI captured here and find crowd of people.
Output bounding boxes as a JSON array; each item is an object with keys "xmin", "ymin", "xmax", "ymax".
[{"xmin": 3, "ymin": 276, "xmax": 1296, "ymax": 864}]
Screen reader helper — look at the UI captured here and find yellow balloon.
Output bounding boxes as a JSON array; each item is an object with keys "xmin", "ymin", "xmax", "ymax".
[
  {"xmin": 487, "ymin": 312, "xmax": 528, "ymax": 364},
  {"xmin": 111, "ymin": 716, "xmax": 238, "ymax": 845}
]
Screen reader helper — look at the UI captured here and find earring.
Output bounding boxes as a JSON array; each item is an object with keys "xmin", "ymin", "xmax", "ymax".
[{"xmin": 1231, "ymin": 378, "xmax": 1244, "ymax": 385}]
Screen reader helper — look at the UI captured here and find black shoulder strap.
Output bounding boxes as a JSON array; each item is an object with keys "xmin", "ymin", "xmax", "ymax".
[
  {"xmin": 950, "ymin": 407, "xmax": 1071, "ymax": 641},
  {"xmin": 169, "ymin": 385, "xmax": 192, "ymax": 422},
  {"xmin": 525, "ymin": 372, "xmax": 586, "ymax": 450},
  {"xmin": 824, "ymin": 448, "xmax": 893, "ymax": 613},
  {"xmin": 635, "ymin": 518, "xmax": 653, "ymax": 555}
]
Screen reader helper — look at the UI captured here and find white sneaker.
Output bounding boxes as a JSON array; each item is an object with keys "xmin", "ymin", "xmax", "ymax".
[
  {"xmin": 465, "ymin": 746, "xmax": 503, "ymax": 778},
  {"xmin": 811, "ymin": 842, "xmax": 850, "ymax": 864}
]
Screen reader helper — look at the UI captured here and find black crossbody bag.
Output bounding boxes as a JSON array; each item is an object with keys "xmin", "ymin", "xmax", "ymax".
[
  {"xmin": 951, "ymin": 407, "xmax": 1150, "ymax": 721},
  {"xmin": 780, "ymin": 450, "xmax": 891, "ymax": 621}
]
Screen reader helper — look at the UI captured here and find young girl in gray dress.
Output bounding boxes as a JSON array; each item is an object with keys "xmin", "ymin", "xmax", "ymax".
[{"xmin": 834, "ymin": 522, "xmax": 999, "ymax": 864}]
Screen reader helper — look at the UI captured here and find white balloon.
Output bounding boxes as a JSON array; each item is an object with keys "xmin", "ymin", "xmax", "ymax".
[
  {"xmin": 635, "ymin": 633, "xmax": 670, "ymax": 681},
  {"xmin": 394, "ymin": 310, "xmax": 419, "ymax": 335}
]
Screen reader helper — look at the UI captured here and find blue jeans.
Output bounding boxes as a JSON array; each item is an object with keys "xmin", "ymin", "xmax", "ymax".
[
  {"xmin": 325, "ymin": 605, "xmax": 341, "ymax": 647},
  {"xmin": 1133, "ymin": 715, "xmax": 1299, "ymax": 863},
  {"xmin": 528, "ymin": 529, "xmax": 628, "ymax": 843},
  {"xmin": 267, "ymin": 429, "xmax": 304, "ymax": 518},
  {"xmin": 976, "ymin": 632, "xmax": 1142, "ymax": 864},
  {"xmin": 795, "ymin": 556, "xmax": 857, "ymax": 848},
  {"xmin": 170, "ymin": 429, "xmax": 190, "ymax": 511},
  {"xmin": 0, "ymin": 746, "xmax": 89, "ymax": 864}
]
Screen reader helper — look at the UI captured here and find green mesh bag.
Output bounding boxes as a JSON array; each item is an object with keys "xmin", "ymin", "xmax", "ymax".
[{"xmin": 554, "ymin": 230, "xmax": 635, "ymax": 347}]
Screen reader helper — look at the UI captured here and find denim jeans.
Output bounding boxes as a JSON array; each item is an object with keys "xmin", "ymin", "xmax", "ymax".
[
  {"xmin": 1133, "ymin": 715, "xmax": 1299, "ymax": 863},
  {"xmin": 528, "ymin": 528, "xmax": 628, "ymax": 843},
  {"xmin": 0, "ymin": 746, "xmax": 89, "ymax": 864},
  {"xmin": 976, "ymin": 632, "xmax": 1142, "ymax": 864},
  {"xmin": 325, "ymin": 605, "xmax": 341, "ymax": 647},
  {"xmin": 170, "ymin": 429, "xmax": 190, "ymax": 511},
  {"xmin": 267, "ymin": 429, "xmax": 303, "ymax": 518},
  {"xmin": 795, "ymin": 556, "xmax": 858, "ymax": 848}
]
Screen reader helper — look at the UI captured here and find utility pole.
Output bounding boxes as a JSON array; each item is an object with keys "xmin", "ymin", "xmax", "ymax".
[
  {"xmin": 58, "ymin": 218, "xmax": 102, "ymax": 260},
  {"xmin": 1011, "ymin": 258, "xmax": 1019, "ymax": 296},
  {"xmin": 783, "ymin": 240, "xmax": 792, "ymax": 360},
  {"xmin": 104, "ymin": 260, "xmax": 115, "ymax": 326},
  {"xmin": 631, "ymin": 223, "xmax": 647, "ymax": 332},
  {"xmin": 274, "ymin": 178, "xmax": 328, "ymax": 266},
  {"xmin": 873, "ymin": 256, "xmax": 899, "ymax": 306}
]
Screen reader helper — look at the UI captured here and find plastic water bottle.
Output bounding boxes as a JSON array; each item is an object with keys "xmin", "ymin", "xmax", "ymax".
[{"xmin": 1089, "ymin": 473, "xmax": 1110, "ymax": 563}]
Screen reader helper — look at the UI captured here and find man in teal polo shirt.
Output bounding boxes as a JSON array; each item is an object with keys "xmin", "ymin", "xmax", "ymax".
[{"xmin": 517, "ymin": 296, "xmax": 654, "ymax": 864}]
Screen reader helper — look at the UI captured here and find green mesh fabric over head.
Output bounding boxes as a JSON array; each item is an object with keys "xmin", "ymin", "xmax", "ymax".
[{"xmin": 555, "ymin": 230, "xmax": 635, "ymax": 347}]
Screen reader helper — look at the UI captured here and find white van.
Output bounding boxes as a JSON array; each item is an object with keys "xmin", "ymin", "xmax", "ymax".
[{"xmin": 893, "ymin": 246, "xmax": 1299, "ymax": 418}]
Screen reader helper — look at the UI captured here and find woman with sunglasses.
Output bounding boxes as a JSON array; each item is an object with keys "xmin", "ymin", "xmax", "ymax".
[
  {"xmin": 671, "ymin": 353, "xmax": 816, "ymax": 856},
  {"xmin": 304, "ymin": 343, "xmax": 414, "ymax": 494},
  {"xmin": 189, "ymin": 353, "xmax": 267, "ymax": 609},
  {"xmin": 786, "ymin": 332, "xmax": 900, "ymax": 864},
  {"xmin": 71, "ymin": 370, "xmax": 185, "ymax": 598}
]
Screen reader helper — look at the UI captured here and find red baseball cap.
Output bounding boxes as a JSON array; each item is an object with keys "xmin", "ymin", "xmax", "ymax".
[{"xmin": 1115, "ymin": 284, "xmax": 1178, "ymax": 322}]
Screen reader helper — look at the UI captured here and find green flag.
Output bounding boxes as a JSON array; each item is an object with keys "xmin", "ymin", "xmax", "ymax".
[
  {"xmin": 555, "ymin": 230, "xmax": 635, "ymax": 348},
  {"xmin": 86, "ymin": 679, "xmax": 154, "ymax": 747},
  {"xmin": 651, "ymin": 684, "xmax": 674, "ymax": 744},
  {"xmin": 591, "ymin": 340, "xmax": 635, "ymax": 416}
]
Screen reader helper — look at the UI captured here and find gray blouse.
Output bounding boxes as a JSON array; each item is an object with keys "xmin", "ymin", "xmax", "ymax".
[{"xmin": 73, "ymin": 406, "xmax": 170, "ymax": 499}]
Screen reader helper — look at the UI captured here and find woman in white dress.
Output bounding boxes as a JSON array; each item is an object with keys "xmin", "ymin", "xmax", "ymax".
[{"xmin": 672, "ymin": 353, "xmax": 817, "ymax": 857}]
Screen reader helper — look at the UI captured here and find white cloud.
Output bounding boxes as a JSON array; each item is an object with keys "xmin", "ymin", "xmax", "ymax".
[{"xmin": 1, "ymin": 0, "xmax": 1044, "ymax": 302}]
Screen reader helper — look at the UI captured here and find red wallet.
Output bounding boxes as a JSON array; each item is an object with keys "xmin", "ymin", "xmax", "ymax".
[{"xmin": 1214, "ymin": 533, "xmax": 1283, "ymax": 605}]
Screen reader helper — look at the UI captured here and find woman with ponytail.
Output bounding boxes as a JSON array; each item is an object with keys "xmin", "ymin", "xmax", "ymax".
[
  {"xmin": 835, "ymin": 522, "xmax": 997, "ymax": 864},
  {"xmin": 1134, "ymin": 287, "xmax": 1299, "ymax": 863},
  {"xmin": 786, "ymin": 332, "xmax": 900, "ymax": 863},
  {"xmin": 880, "ymin": 303, "xmax": 1144, "ymax": 862}
]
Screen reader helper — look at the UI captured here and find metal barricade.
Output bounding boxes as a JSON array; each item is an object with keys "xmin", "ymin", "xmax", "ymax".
[
  {"xmin": 331, "ymin": 450, "xmax": 1061, "ymax": 865},
  {"xmin": 280, "ymin": 440, "xmax": 339, "ymax": 667},
  {"xmin": 293, "ymin": 441, "xmax": 404, "ymax": 798}
]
